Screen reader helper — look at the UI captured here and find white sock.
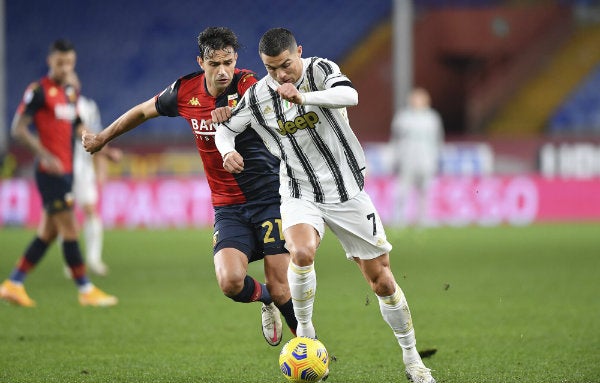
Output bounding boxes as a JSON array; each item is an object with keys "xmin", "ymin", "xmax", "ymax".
[
  {"xmin": 287, "ymin": 262, "xmax": 316, "ymax": 338},
  {"xmin": 84, "ymin": 216, "xmax": 103, "ymax": 265},
  {"xmin": 378, "ymin": 283, "xmax": 422, "ymax": 365},
  {"xmin": 78, "ymin": 283, "xmax": 94, "ymax": 294}
]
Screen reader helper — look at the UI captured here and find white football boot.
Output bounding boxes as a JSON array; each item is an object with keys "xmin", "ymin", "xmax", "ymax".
[
  {"xmin": 261, "ymin": 302, "xmax": 283, "ymax": 346},
  {"xmin": 405, "ymin": 361, "xmax": 435, "ymax": 383}
]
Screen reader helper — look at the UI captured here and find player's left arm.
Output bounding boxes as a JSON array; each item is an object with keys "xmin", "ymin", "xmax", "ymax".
[{"xmin": 278, "ymin": 58, "xmax": 358, "ymax": 108}]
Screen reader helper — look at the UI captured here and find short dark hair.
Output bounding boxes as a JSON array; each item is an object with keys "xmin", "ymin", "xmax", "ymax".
[
  {"xmin": 197, "ymin": 27, "xmax": 240, "ymax": 60},
  {"xmin": 259, "ymin": 28, "xmax": 297, "ymax": 57},
  {"xmin": 49, "ymin": 39, "xmax": 75, "ymax": 55}
]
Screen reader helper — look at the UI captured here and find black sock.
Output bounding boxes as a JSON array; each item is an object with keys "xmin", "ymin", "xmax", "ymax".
[
  {"xmin": 276, "ymin": 298, "xmax": 298, "ymax": 334},
  {"xmin": 9, "ymin": 237, "xmax": 49, "ymax": 282},
  {"xmin": 62, "ymin": 240, "xmax": 89, "ymax": 287},
  {"xmin": 231, "ymin": 275, "xmax": 272, "ymax": 304}
]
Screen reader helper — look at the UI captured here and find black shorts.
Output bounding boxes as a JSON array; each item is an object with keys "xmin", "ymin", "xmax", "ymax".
[
  {"xmin": 35, "ymin": 170, "xmax": 74, "ymax": 214},
  {"xmin": 213, "ymin": 200, "xmax": 288, "ymax": 262}
]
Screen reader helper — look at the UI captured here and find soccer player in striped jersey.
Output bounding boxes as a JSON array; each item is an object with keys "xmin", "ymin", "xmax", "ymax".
[
  {"xmin": 82, "ymin": 27, "xmax": 297, "ymax": 346},
  {"xmin": 214, "ymin": 28, "xmax": 436, "ymax": 383}
]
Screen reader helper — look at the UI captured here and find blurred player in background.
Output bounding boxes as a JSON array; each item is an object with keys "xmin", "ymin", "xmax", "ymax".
[
  {"xmin": 214, "ymin": 28, "xmax": 436, "ymax": 383},
  {"xmin": 0, "ymin": 39, "xmax": 117, "ymax": 307},
  {"xmin": 82, "ymin": 27, "xmax": 297, "ymax": 346},
  {"xmin": 390, "ymin": 87, "xmax": 444, "ymax": 227},
  {"xmin": 68, "ymin": 71, "xmax": 122, "ymax": 276}
]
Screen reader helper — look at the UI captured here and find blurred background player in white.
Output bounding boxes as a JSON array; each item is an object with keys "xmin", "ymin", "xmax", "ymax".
[
  {"xmin": 390, "ymin": 87, "xmax": 444, "ymax": 227},
  {"xmin": 69, "ymin": 72, "xmax": 121, "ymax": 276}
]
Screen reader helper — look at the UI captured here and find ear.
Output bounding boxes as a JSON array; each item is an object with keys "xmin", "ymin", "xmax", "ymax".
[
  {"xmin": 197, "ymin": 56, "xmax": 204, "ymax": 69},
  {"xmin": 297, "ymin": 45, "xmax": 303, "ymax": 58}
]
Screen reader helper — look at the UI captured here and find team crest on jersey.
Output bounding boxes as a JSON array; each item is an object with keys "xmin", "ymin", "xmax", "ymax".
[
  {"xmin": 263, "ymin": 105, "xmax": 273, "ymax": 115},
  {"xmin": 228, "ymin": 94, "xmax": 238, "ymax": 108},
  {"xmin": 49, "ymin": 87, "xmax": 58, "ymax": 97},
  {"xmin": 188, "ymin": 97, "xmax": 201, "ymax": 106},
  {"xmin": 65, "ymin": 85, "xmax": 77, "ymax": 103}
]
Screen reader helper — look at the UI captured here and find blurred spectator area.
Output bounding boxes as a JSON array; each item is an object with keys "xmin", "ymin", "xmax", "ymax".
[{"xmin": 4, "ymin": 0, "xmax": 600, "ymax": 179}]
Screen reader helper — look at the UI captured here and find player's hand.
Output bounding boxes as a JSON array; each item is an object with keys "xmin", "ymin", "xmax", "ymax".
[
  {"xmin": 211, "ymin": 106, "xmax": 232, "ymax": 124},
  {"xmin": 82, "ymin": 129, "xmax": 105, "ymax": 154},
  {"xmin": 222, "ymin": 151, "xmax": 244, "ymax": 174},
  {"xmin": 277, "ymin": 83, "xmax": 304, "ymax": 104},
  {"xmin": 39, "ymin": 152, "xmax": 64, "ymax": 175}
]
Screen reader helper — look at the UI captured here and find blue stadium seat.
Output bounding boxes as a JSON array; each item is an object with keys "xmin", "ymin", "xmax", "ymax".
[
  {"xmin": 6, "ymin": 0, "xmax": 391, "ymax": 142},
  {"xmin": 549, "ymin": 64, "xmax": 600, "ymax": 135}
]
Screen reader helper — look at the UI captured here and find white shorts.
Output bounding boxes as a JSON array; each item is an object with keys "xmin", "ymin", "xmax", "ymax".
[
  {"xmin": 280, "ymin": 191, "xmax": 392, "ymax": 260},
  {"xmin": 73, "ymin": 151, "xmax": 98, "ymax": 206}
]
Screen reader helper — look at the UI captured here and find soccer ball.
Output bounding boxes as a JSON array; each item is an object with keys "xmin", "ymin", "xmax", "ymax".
[{"xmin": 279, "ymin": 337, "xmax": 329, "ymax": 382}]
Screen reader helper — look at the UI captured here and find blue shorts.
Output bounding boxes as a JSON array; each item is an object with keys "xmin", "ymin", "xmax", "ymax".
[
  {"xmin": 35, "ymin": 170, "xmax": 75, "ymax": 214},
  {"xmin": 213, "ymin": 200, "xmax": 287, "ymax": 262}
]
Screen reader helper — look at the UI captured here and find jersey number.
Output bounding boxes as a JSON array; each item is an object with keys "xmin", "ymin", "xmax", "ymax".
[
  {"xmin": 262, "ymin": 219, "xmax": 284, "ymax": 243},
  {"xmin": 367, "ymin": 213, "xmax": 377, "ymax": 235}
]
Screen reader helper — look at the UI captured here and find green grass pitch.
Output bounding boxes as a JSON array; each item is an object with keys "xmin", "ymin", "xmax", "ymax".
[{"xmin": 1, "ymin": 223, "xmax": 599, "ymax": 382}]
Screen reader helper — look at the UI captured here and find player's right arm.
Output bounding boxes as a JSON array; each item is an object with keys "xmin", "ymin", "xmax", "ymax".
[
  {"xmin": 83, "ymin": 98, "xmax": 159, "ymax": 154},
  {"xmin": 12, "ymin": 83, "xmax": 64, "ymax": 174}
]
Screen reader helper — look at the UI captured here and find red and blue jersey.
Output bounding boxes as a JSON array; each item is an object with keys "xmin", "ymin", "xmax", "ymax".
[
  {"xmin": 17, "ymin": 76, "xmax": 79, "ymax": 174},
  {"xmin": 155, "ymin": 69, "xmax": 280, "ymax": 207}
]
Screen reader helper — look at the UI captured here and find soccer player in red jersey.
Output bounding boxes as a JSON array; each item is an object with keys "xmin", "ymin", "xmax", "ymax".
[
  {"xmin": 82, "ymin": 27, "xmax": 296, "ymax": 345},
  {"xmin": 0, "ymin": 39, "xmax": 117, "ymax": 307}
]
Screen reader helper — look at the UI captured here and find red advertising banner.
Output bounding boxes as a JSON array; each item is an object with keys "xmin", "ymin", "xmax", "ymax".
[{"xmin": 1, "ymin": 176, "xmax": 599, "ymax": 228}]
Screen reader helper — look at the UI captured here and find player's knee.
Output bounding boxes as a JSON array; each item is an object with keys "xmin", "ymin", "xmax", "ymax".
[
  {"xmin": 372, "ymin": 278, "xmax": 397, "ymax": 297},
  {"xmin": 216, "ymin": 271, "xmax": 245, "ymax": 297},
  {"xmin": 287, "ymin": 243, "xmax": 317, "ymax": 266},
  {"xmin": 290, "ymin": 247, "xmax": 316, "ymax": 266}
]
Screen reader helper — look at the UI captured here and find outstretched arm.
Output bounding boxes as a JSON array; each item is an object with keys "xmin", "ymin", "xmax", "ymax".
[{"xmin": 82, "ymin": 97, "xmax": 159, "ymax": 154}]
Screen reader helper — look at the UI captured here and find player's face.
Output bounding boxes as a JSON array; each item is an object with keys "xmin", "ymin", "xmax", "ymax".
[
  {"xmin": 261, "ymin": 45, "xmax": 303, "ymax": 85},
  {"xmin": 198, "ymin": 48, "xmax": 238, "ymax": 97},
  {"xmin": 47, "ymin": 50, "xmax": 77, "ymax": 85}
]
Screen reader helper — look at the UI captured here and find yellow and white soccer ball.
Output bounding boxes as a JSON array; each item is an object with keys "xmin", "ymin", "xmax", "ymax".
[{"xmin": 279, "ymin": 337, "xmax": 329, "ymax": 382}]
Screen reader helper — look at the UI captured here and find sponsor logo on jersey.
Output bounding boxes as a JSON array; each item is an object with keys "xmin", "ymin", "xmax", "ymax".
[
  {"xmin": 191, "ymin": 118, "xmax": 216, "ymax": 135},
  {"xmin": 188, "ymin": 97, "xmax": 201, "ymax": 106},
  {"xmin": 54, "ymin": 104, "xmax": 77, "ymax": 121},
  {"xmin": 276, "ymin": 111, "xmax": 319, "ymax": 136}
]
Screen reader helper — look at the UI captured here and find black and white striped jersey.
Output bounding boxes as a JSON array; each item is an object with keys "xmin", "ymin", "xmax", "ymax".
[{"xmin": 217, "ymin": 57, "xmax": 366, "ymax": 204}]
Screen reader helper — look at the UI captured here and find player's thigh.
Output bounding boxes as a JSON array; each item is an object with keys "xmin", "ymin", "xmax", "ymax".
[
  {"xmin": 213, "ymin": 206, "xmax": 256, "ymax": 259},
  {"xmin": 321, "ymin": 191, "xmax": 392, "ymax": 260},
  {"xmin": 280, "ymin": 196, "xmax": 325, "ymax": 238},
  {"xmin": 35, "ymin": 171, "xmax": 74, "ymax": 214},
  {"xmin": 263, "ymin": 252, "xmax": 291, "ymax": 285},
  {"xmin": 250, "ymin": 202, "xmax": 287, "ymax": 259}
]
